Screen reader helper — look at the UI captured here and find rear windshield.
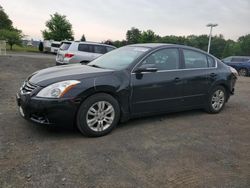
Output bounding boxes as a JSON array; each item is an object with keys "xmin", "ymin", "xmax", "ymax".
[
  {"xmin": 51, "ymin": 43, "xmax": 60, "ymax": 48},
  {"xmin": 60, "ymin": 42, "xmax": 71, "ymax": 50}
]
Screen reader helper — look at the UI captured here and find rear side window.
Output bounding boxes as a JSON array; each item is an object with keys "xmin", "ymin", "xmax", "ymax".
[
  {"xmin": 78, "ymin": 44, "xmax": 92, "ymax": 52},
  {"xmin": 60, "ymin": 42, "xmax": 71, "ymax": 50},
  {"xmin": 207, "ymin": 56, "xmax": 216, "ymax": 67},
  {"xmin": 232, "ymin": 58, "xmax": 245, "ymax": 62},
  {"xmin": 242, "ymin": 58, "xmax": 250, "ymax": 62},
  {"xmin": 183, "ymin": 49, "xmax": 208, "ymax": 69},
  {"xmin": 93, "ymin": 45, "xmax": 106, "ymax": 54},
  {"xmin": 222, "ymin": 57, "xmax": 232, "ymax": 63}
]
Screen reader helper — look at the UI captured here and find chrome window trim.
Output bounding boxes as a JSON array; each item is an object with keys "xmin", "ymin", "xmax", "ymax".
[{"xmin": 131, "ymin": 47, "xmax": 218, "ymax": 74}]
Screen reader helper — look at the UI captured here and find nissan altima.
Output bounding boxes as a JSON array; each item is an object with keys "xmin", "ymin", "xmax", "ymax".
[{"xmin": 16, "ymin": 44, "xmax": 238, "ymax": 137}]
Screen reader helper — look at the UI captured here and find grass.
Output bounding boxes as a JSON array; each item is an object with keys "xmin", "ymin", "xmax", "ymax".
[{"xmin": 6, "ymin": 44, "xmax": 39, "ymax": 53}]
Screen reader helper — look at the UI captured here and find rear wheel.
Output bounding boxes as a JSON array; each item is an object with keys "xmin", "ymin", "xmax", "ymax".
[
  {"xmin": 206, "ymin": 86, "xmax": 227, "ymax": 114},
  {"xmin": 76, "ymin": 93, "xmax": 120, "ymax": 137},
  {"xmin": 238, "ymin": 68, "xmax": 248, "ymax": 77}
]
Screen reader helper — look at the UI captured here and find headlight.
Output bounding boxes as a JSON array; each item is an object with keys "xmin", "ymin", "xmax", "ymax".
[
  {"xmin": 36, "ymin": 80, "xmax": 80, "ymax": 98},
  {"xmin": 229, "ymin": 66, "xmax": 238, "ymax": 77}
]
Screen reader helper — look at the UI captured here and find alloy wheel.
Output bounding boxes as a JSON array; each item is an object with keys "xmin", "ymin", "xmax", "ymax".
[
  {"xmin": 86, "ymin": 101, "xmax": 115, "ymax": 132},
  {"xmin": 211, "ymin": 90, "xmax": 225, "ymax": 111}
]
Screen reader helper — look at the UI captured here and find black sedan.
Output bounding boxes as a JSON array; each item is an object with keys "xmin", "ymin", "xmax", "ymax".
[{"xmin": 16, "ymin": 44, "xmax": 238, "ymax": 137}]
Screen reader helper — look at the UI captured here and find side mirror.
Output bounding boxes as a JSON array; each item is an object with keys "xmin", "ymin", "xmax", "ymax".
[{"xmin": 135, "ymin": 64, "xmax": 158, "ymax": 73}]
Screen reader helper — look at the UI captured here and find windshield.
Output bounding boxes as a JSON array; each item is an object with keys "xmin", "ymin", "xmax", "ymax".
[{"xmin": 88, "ymin": 46, "xmax": 149, "ymax": 70}]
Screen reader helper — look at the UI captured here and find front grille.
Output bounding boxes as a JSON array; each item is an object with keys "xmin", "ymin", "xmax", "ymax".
[{"xmin": 21, "ymin": 81, "xmax": 38, "ymax": 94}]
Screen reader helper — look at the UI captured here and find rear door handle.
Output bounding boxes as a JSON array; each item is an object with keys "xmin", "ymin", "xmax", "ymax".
[
  {"xmin": 210, "ymin": 73, "xmax": 217, "ymax": 77},
  {"xmin": 174, "ymin": 77, "xmax": 182, "ymax": 83}
]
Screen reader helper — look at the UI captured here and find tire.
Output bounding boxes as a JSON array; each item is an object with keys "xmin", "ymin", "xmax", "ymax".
[
  {"xmin": 238, "ymin": 68, "xmax": 248, "ymax": 77},
  {"xmin": 76, "ymin": 93, "xmax": 120, "ymax": 137},
  {"xmin": 206, "ymin": 86, "xmax": 227, "ymax": 114}
]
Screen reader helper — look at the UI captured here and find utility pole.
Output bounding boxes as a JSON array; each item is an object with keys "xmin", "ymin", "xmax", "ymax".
[{"xmin": 207, "ymin": 23, "xmax": 218, "ymax": 53}]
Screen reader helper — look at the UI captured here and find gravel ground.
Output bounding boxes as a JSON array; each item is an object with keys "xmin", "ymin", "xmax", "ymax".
[{"xmin": 0, "ymin": 53, "xmax": 250, "ymax": 188}]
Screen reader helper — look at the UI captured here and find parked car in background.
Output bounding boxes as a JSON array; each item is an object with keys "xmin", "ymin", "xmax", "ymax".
[
  {"xmin": 43, "ymin": 40, "xmax": 61, "ymax": 54},
  {"xmin": 50, "ymin": 41, "xmax": 61, "ymax": 54},
  {"xmin": 56, "ymin": 41, "xmax": 116, "ymax": 65},
  {"xmin": 17, "ymin": 44, "xmax": 237, "ymax": 137},
  {"xmin": 43, "ymin": 40, "xmax": 52, "ymax": 53},
  {"xmin": 222, "ymin": 56, "xmax": 250, "ymax": 76}
]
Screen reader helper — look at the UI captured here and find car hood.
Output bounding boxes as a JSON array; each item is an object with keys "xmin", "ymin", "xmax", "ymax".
[{"xmin": 29, "ymin": 64, "xmax": 113, "ymax": 86}]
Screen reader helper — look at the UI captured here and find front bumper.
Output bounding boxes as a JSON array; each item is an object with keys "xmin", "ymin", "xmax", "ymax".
[
  {"xmin": 16, "ymin": 92, "xmax": 79, "ymax": 126},
  {"xmin": 56, "ymin": 61, "xmax": 69, "ymax": 66}
]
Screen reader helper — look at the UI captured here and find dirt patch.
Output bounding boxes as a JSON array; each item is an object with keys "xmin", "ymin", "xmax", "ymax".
[{"xmin": 0, "ymin": 53, "xmax": 250, "ymax": 187}]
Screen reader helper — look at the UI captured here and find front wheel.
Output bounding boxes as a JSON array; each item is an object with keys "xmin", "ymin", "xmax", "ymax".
[
  {"xmin": 76, "ymin": 93, "xmax": 120, "ymax": 137},
  {"xmin": 206, "ymin": 86, "xmax": 227, "ymax": 114}
]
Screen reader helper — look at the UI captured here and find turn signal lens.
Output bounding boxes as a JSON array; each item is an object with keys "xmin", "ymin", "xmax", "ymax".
[{"xmin": 229, "ymin": 66, "xmax": 238, "ymax": 77}]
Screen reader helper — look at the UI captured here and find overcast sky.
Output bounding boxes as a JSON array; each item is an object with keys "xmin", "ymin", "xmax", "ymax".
[{"xmin": 1, "ymin": 0, "xmax": 250, "ymax": 41}]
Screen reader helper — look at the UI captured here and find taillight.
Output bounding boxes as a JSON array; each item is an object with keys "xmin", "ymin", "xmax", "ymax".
[{"xmin": 64, "ymin": 53, "xmax": 74, "ymax": 58}]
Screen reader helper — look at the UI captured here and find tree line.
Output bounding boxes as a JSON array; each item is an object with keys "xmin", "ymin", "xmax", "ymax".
[
  {"xmin": 0, "ymin": 5, "xmax": 23, "ymax": 50},
  {"xmin": 107, "ymin": 27, "xmax": 250, "ymax": 58},
  {"xmin": 0, "ymin": 7, "xmax": 249, "ymax": 58}
]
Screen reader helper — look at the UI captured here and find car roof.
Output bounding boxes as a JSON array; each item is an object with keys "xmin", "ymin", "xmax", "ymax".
[
  {"xmin": 60, "ymin": 41, "xmax": 116, "ymax": 48},
  {"xmin": 224, "ymin": 56, "xmax": 250, "ymax": 59},
  {"xmin": 128, "ymin": 43, "xmax": 208, "ymax": 53},
  {"xmin": 75, "ymin": 41, "xmax": 116, "ymax": 48}
]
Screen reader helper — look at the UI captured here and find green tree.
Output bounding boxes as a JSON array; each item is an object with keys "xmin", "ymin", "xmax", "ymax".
[
  {"xmin": 113, "ymin": 40, "xmax": 127, "ymax": 47},
  {"xmin": 114, "ymin": 27, "xmax": 250, "ymax": 58},
  {"xmin": 126, "ymin": 27, "xmax": 141, "ymax": 44},
  {"xmin": 238, "ymin": 34, "xmax": 250, "ymax": 56},
  {"xmin": 140, "ymin": 30, "xmax": 158, "ymax": 43},
  {"xmin": 80, "ymin": 34, "xmax": 86, "ymax": 41},
  {"xmin": 188, "ymin": 35, "xmax": 209, "ymax": 51},
  {"xmin": 222, "ymin": 40, "xmax": 241, "ymax": 57},
  {"xmin": 209, "ymin": 35, "xmax": 227, "ymax": 58},
  {"xmin": 42, "ymin": 13, "xmax": 74, "ymax": 41},
  {"xmin": 102, "ymin": 40, "xmax": 114, "ymax": 45},
  {"xmin": 160, "ymin": 35, "xmax": 187, "ymax": 45},
  {"xmin": 0, "ymin": 5, "xmax": 13, "ymax": 30},
  {"xmin": 0, "ymin": 29, "xmax": 23, "ymax": 50}
]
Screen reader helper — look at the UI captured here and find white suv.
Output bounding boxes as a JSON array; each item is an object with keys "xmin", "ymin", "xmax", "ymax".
[{"xmin": 56, "ymin": 41, "xmax": 116, "ymax": 65}]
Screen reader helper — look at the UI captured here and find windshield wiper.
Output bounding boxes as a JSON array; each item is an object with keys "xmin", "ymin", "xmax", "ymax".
[{"xmin": 88, "ymin": 64, "xmax": 104, "ymax": 69}]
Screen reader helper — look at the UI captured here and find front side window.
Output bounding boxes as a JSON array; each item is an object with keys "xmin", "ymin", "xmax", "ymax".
[
  {"xmin": 142, "ymin": 48, "xmax": 179, "ymax": 71},
  {"xmin": 51, "ymin": 43, "xmax": 60, "ymax": 48},
  {"xmin": 183, "ymin": 49, "xmax": 208, "ymax": 69}
]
